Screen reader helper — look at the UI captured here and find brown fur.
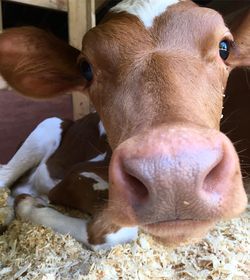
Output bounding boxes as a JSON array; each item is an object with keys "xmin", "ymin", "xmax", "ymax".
[{"xmin": 0, "ymin": 27, "xmax": 85, "ymax": 98}]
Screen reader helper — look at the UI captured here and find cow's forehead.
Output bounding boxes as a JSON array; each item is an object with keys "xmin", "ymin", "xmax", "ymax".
[
  {"xmin": 107, "ymin": 1, "xmax": 227, "ymax": 52},
  {"xmin": 108, "ymin": 1, "xmax": 225, "ymax": 35},
  {"xmin": 83, "ymin": 0, "xmax": 228, "ymax": 65},
  {"xmin": 111, "ymin": 0, "xmax": 181, "ymax": 28}
]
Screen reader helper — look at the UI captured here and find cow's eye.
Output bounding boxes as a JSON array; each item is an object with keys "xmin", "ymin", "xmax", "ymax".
[
  {"xmin": 219, "ymin": 40, "xmax": 230, "ymax": 60},
  {"xmin": 79, "ymin": 61, "xmax": 93, "ymax": 81}
]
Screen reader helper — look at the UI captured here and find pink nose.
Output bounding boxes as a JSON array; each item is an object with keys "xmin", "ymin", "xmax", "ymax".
[{"xmin": 109, "ymin": 126, "xmax": 245, "ymax": 226}]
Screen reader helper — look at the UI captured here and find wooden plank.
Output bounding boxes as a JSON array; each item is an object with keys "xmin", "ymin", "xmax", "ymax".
[
  {"xmin": 5, "ymin": 0, "xmax": 106, "ymax": 12},
  {"xmin": 68, "ymin": 0, "xmax": 95, "ymax": 120},
  {"xmin": 6, "ymin": 0, "xmax": 68, "ymax": 11},
  {"xmin": 0, "ymin": 0, "xmax": 2, "ymax": 32}
]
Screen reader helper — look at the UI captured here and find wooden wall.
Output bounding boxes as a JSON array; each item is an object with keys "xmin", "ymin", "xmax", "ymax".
[{"xmin": 0, "ymin": 89, "xmax": 73, "ymax": 163}]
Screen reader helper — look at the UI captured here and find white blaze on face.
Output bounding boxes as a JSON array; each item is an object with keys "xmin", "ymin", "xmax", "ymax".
[
  {"xmin": 80, "ymin": 172, "xmax": 109, "ymax": 191},
  {"xmin": 111, "ymin": 0, "xmax": 180, "ymax": 28}
]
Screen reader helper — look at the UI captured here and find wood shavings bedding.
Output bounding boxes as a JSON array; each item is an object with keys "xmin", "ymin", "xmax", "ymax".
[
  {"xmin": 0, "ymin": 188, "xmax": 9, "ymax": 208},
  {"xmin": 0, "ymin": 187, "xmax": 14, "ymax": 232},
  {"xmin": 0, "ymin": 202, "xmax": 249, "ymax": 280}
]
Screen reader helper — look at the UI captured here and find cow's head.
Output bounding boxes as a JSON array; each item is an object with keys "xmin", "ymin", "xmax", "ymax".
[{"xmin": 0, "ymin": 0, "xmax": 248, "ymax": 245}]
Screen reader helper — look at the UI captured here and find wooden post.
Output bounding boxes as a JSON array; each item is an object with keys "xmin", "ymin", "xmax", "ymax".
[
  {"xmin": 68, "ymin": 0, "xmax": 95, "ymax": 120},
  {"xmin": 0, "ymin": 0, "xmax": 3, "ymax": 32},
  {"xmin": 6, "ymin": 0, "xmax": 68, "ymax": 11}
]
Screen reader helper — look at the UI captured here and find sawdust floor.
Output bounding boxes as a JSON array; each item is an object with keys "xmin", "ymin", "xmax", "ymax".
[{"xmin": 0, "ymin": 201, "xmax": 249, "ymax": 280}]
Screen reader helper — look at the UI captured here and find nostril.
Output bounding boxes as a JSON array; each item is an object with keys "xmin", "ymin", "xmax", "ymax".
[
  {"xmin": 123, "ymin": 172, "xmax": 149, "ymax": 205},
  {"xmin": 117, "ymin": 157, "xmax": 151, "ymax": 206},
  {"xmin": 108, "ymin": 152, "xmax": 151, "ymax": 225},
  {"xmin": 203, "ymin": 160, "xmax": 221, "ymax": 190},
  {"xmin": 201, "ymin": 153, "xmax": 226, "ymax": 204}
]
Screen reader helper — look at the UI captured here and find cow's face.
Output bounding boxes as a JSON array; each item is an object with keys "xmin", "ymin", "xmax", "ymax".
[
  {"xmin": 77, "ymin": 1, "xmax": 248, "ymax": 244},
  {"xmin": 82, "ymin": 1, "xmax": 232, "ymax": 147}
]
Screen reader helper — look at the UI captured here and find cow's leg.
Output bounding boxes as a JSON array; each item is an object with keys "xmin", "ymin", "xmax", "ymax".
[
  {"xmin": 15, "ymin": 195, "xmax": 138, "ymax": 250},
  {"xmin": 0, "ymin": 118, "xmax": 63, "ymax": 188}
]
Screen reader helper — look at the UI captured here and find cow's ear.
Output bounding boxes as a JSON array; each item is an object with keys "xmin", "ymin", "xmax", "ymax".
[
  {"xmin": 227, "ymin": 10, "xmax": 250, "ymax": 68},
  {"xmin": 0, "ymin": 27, "xmax": 87, "ymax": 98}
]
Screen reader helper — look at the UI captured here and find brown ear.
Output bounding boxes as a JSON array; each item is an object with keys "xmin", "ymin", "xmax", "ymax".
[
  {"xmin": 0, "ymin": 27, "xmax": 86, "ymax": 98},
  {"xmin": 227, "ymin": 9, "xmax": 250, "ymax": 68}
]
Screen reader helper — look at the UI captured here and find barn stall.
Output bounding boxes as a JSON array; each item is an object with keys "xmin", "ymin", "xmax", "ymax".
[{"xmin": 0, "ymin": 0, "xmax": 250, "ymax": 279}]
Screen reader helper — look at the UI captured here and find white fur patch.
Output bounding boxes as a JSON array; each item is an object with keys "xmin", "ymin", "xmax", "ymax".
[
  {"xmin": 37, "ymin": 118, "xmax": 63, "ymax": 161},
  {"xmin": 111, "ymin": 0, "xmax": 180, "ymax": 28},
  {"xmin": 93, "ymin": 227, "xmax": 138, "ymax": 250},
  {"xmin": 98, "ymin": 121, "xmax": 106, "ymax": 137},
  {"xmin": 89, "ymin": 152, "xmax": 107, "ymax": 163},
  {"xmin": 80, "ymin": 172, "xmax": 109, "ymax": 191},
  {"xmin": 105, "ymin": 227, "xmax": 138, "ymax": 245},
  {"xmin": 0, "ymin": 117, "xmax": 63, "ymax": 188},
  {"xmin": 30, "ymin": 164, "xmax": 60, "ymax": 195},
  {"xmin": 11, "ymin": 163, "xmax": 60, "ymax": 199},
  {"xmin": 15, "ymin": 196, "xmax": 89, "ymax": 244},
  {"xmin": 11, "ymin": 182, "xmax": 34, "ymax": 197}
]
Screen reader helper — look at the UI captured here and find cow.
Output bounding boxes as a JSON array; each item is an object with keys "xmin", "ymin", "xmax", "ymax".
[{"xmin": 0, "ymin": 0, "xmax": 249, "ymax": 250}]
